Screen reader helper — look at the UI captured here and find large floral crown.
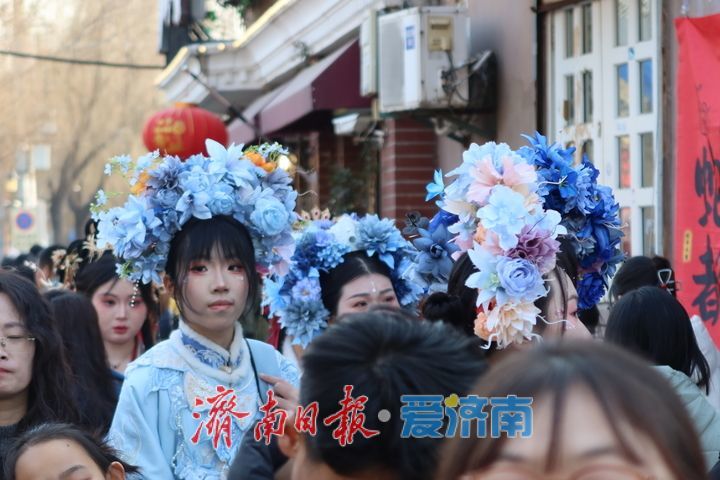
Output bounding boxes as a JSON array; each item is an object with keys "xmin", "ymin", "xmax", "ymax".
[
  {"xmin": 425, "ymin": 140, "xmax": 565, "ymax": 348},
  {"xmin": 517, "ymin": 133, "xmax": 624, "ymax": 310},
  {"xmin": 263, "ymin": 214, "xmax": 422, "ymax": 348},
  {"xmin": 93, "ymin": 140, "xmax": 297, "ymax": 284}
]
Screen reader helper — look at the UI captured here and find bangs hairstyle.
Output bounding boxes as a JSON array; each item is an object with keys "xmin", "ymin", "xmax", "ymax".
[
  {"xmin": 435, "ymin": 341, "xmax": 706, "ymax": 480},
  {"xmin": 318, "ymin": 250, "xmax": 394, "ymax": 317},
  {"xmin": 165, "ymin": 215, "xmax": 260, "ymax": 322},
  {"xmin": 0, "ymin": 272, "xmax": 79, "ymax": 431},
  {"xmin": 75, "ymin": 254, "xmax": 157, "ymax": 350}
]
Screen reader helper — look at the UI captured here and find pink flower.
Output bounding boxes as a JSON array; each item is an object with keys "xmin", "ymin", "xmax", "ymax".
[
  {"xmin": 467, "ymin": 157, "xmax": 537, "ymax": 205},
  {"xmin": 506, "ymin": 225, "xmax": 560, "ymax": 273}
]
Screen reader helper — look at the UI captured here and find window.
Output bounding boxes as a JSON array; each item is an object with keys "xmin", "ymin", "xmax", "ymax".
[
  {"xmin": 616, "ymin": 63, "xmax": 629, "ymax": 117},
  {"xmin": 642, "ymin": 206, "xmax": 655, "ymax": 255},
  {"xmin": 565, "ymin": 9, "xmax": 574, "ymax": 57},
  {"xmin": 620, "ymin": 207, "xmax": 632, "ymax": 255},
  {"xmin": 582, "ymin": 70, "xmax": 593, "ymax": 122},
  {"xmin": 640, "ymin": 132, "xmax": 654, "ymax": 187},
  {"xmin": 615, "ymin": 0, "xmax": 629, "ymax": 46},
  {"xmin": 581, "ymin": 140, "xmax": 594, "ymax": 163},
  {"xmin": 582, "ymin": 3, "xmax": 592, "ymax": 54},
  {"xmin": 617, "ymin": 135, "xmax": 631, "ymax": 188},
  {"xmin": 565, "ymin": 75, "xmax": 575, "ymax": 126},
  {"xmin": 640, "ymin": 59, "xmax": 652, "ymax": 113},
  {"xmin": 639, "ymin": 0, "xmax": 652, "ymax": 41}
]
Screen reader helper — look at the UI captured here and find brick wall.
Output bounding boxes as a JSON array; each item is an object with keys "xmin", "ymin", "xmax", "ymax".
[{"xmin": 380, "ymin": 118, "xmax": 438, "ymax": 223}]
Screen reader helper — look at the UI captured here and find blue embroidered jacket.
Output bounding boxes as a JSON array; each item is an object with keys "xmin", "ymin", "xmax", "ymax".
[{"xmin": 108, "ymin": 321, "xmax": 299, "ymax": 479}]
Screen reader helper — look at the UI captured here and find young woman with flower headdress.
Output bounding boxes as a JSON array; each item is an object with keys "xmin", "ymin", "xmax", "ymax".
[
  {"xmin": 415, "ymin": 133, "xmax": 623, "ymax": 351},
  {"xmin": 263, "ymin": 213, "xmax": 421, "ymax": 369},
  {"xmin": 94, "ymin": 141, "xmax": 300, "ymax": 479}
]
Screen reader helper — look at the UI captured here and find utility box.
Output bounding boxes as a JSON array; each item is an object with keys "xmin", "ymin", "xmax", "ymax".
[{"xmin": 377, "ymin": 6, "xmax": 469, "ymax": 113}]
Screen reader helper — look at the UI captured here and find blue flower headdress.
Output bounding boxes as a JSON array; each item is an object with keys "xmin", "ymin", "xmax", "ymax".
[
  {"xmin": 263, "ymin": 214, "xmax": 422, "ymax": 348},
  {"xmin": 517, "ymin": 133, "xmax": 624, "ymax": 309},
  {"xmin": 402, "ymin": 211, "xmax": 460, "ymax": 296},
  {"xmin": 422, "ymin": 140, "xmax": 565, "ymax": 348},
  {"xmin": 92, "ymin": 139, "xmax": 297, "ymax": 284}
]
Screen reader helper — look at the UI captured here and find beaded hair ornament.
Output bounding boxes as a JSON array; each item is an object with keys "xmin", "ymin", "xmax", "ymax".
[{"xmin": 92, "ymin": 139, "xmax": 298, "ymax": 284}]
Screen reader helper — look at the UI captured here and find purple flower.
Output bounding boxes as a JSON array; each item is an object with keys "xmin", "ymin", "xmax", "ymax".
[{"xmin": 507, "ymin": 225, "xmax": 560, "ymax": 273}]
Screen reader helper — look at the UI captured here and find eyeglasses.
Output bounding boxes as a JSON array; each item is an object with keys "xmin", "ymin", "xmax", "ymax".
[
  {"xmin": 463, "ymin": 464, "xmax": 655, "ymax": 480},
  {"xmin": 0, "ymin": 335, "xmax": 36, "ymax": 354}
]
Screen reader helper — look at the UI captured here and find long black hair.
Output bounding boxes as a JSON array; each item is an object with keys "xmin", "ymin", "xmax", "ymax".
[
  {"xmin": 75, "ymin": 253, "xmax": 156, "ymax": 350},
  {"xmin": 165, "ymin": 215, "xmax": 260, "ymax": 324},
  {"xmin": 45, "ymin": 292, "xmax": 118, "ymax": 434},
  {"xmin": 605, "ymin": 286, "xmax": 711, "ymax": 393},
  {"xmin": 0, "ymin": 272, "xmax": 79, "ymax": 431}
]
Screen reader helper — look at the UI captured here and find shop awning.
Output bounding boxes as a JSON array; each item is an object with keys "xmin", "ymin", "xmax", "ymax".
[{"xmin": 228, "ymin": 39, "xmax": 369, "ymax": 144}]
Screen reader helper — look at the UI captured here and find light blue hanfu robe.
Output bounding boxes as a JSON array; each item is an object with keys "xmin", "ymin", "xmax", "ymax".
[{"xmin": 108, "ymin": 321, "xmax": 299, "ymax": 479}]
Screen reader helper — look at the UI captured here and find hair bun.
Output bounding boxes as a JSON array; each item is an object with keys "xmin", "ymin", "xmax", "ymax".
[{"xmin": 421, "ymin": 292, "xmax": 463, "ymax": 322}]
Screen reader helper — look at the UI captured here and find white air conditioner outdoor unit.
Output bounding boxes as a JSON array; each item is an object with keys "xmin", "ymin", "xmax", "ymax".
[{"xmin": 378, "ymin": 6, "xmax": 469, "ymax": 113}]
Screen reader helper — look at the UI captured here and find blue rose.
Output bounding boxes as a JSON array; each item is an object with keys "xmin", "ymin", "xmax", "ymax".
[
  {"xmin": 251, "ymin": 197, "xmax": 289, "ymax": 237},
  {"xmin": 496, "ymin": 257, "xmax": 545, "ymax": 303}
]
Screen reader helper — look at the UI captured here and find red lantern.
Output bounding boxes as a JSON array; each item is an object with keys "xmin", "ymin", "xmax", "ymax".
[{"xmin": 142, "ymin": 103, "xmax": 228, "ymax": 159}]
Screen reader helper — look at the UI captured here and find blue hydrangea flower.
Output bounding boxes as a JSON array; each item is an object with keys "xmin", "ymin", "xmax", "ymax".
[
  {"xmin": 477, "ymin": 186, "xmax": 529, "ymax": 250},
  {"xmin": 94, "ymin": 140, "xmax": 298, "ymax": 283}
]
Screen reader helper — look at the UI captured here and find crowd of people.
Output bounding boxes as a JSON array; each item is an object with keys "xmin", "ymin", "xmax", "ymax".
[{"xmin": 0, "ymin": 135, "xmax": 717, "ymax": 480}]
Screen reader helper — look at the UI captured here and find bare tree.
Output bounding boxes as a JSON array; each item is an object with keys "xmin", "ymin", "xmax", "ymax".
[{"xmin": 0, "ymin": 0, "xmax": 163, "ymax": 243}]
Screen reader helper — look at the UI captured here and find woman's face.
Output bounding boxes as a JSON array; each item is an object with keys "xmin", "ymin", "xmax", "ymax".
[
  {"xmin": 0, "ymin": 293, "xmax": 34, "ymax": 401},
  {"xmin": 335, "ymin": 273, "xmax": 399, "ymax": 317},
  {"xmin": 173, "ymin": 249, "xmax": 248, "ymax": 347},
  {"xmin": 468, "ymin": 386, "xmax": 675, "ymax": 479},
  {"xmin": 14, "ymin": 439, "xmax": 125, "ymax": 480},
  {"xmin": 543, "ymin": 271, "xmax": 591, "ymax": 340},
  {"xmin": 91, "ymin": 278, "xmax": 147, "ymax": 346}
]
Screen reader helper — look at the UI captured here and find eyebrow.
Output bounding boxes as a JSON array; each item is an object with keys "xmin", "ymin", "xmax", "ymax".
[
  {"xmin": 59, "ymin": 465, "xmax": 88, "ymax": 479},
  {"xmin": 347, "ymin": 288, "xmax": 395, "ymax": 300},
  {"xmin": 1, "ymin": 321, "xmax": 25, "ymax": 329},
  {"xmin": 497, "ymin": 445, "xmax": 623, "ymax": 464}
]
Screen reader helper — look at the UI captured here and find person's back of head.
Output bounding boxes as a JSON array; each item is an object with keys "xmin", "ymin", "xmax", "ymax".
[
  {"xmin": 606, "ymin": 286, "xmax": 710, "ymax": 392},
  {"xmin": 284, "ymin": 307, "xmax": 486, "ymax": 480},
  {"xmin": 610, "ymin": 256, "xmax": 659, "ymax": 299},
  {"xmin": 435, "ymin": 340, "xmax": 707, "ymax": 480},
  {"xmin": 421, "ymin": 252, "xmax": 478, "ymax": 337}
]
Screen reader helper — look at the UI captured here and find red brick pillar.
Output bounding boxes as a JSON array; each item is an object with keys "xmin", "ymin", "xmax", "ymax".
[{"xmin": 380, "ymin": 118, "xmax": 438, "ymax": 223}]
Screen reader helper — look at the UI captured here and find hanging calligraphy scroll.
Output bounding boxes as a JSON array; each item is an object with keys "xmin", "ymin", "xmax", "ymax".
[{"xmin": 674, "ymin": 14, "xmax": 720, "ymax": 345}]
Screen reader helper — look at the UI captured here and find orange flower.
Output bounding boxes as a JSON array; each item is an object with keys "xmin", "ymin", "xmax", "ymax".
[
  {"xmin": 473, "ymin": 310, "xmax": 493, "ymax": 340},
  {"xmin": 261, "ymin": 163, "xmax": 275, "ymax": 173},
  {"xmin": 473, "ymin": 225, "xmax": 487, "ymax": 244},
  {"xmin": 246, "ymin": 151, "xmax": 265, "ymax": 166},
  {"xmin": 131, "ymin": 172, "xmax": 150, "ymax": 195}
]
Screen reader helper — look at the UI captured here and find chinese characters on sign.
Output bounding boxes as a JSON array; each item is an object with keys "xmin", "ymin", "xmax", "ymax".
[
  {"xmin": 400, "ymin": 394, "xmax": 533, "ymax": 439},
  {"xmin": 192, "ymin": 386, "xmax": 534, "ymax": 448},
  {"xmin": 191, "ymin": 386, "xmax": 250, "ymax": 449},
  {"xmin": 674, "ymin": 15, "xmax": 720, "ymax": 343}
]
